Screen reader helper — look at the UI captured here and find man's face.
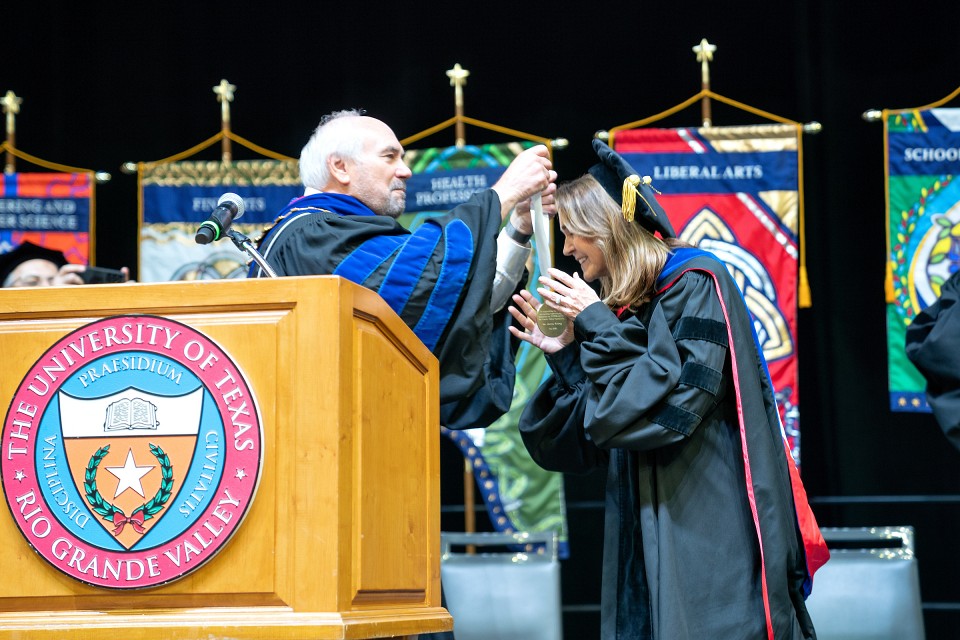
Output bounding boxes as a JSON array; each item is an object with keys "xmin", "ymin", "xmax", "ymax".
[
  {"xmin": 348, "ymin": 119, "xmax": 412, "ymax": 218},
  {"xmin": 5, "ymin": 259, "xmax": 59, "ymax": 287}
]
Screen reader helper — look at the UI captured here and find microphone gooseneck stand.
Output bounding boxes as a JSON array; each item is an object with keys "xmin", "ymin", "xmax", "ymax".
[{"xmin": 226, "ymin": 229, "xmax": 278, "ymax": 278}]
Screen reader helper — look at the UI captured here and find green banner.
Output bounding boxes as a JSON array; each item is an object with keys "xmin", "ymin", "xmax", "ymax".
[{"xmin": 401, "ymin": 142, "xmax": 568, "ymax": 556}]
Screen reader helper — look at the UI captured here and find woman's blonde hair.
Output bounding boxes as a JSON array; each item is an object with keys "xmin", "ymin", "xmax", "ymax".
[{"xmin": 557, "ymin": 174, "xmax": 679, "ymax": 309}]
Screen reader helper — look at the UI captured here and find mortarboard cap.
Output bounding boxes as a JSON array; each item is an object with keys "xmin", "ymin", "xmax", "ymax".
[
  {"xmin": 588, "ymin": 139, "xmax": 675, "ymax": 239},
  {"xmin": 0, "ymin": 241, "xmax": 69, "ymax": 286}
]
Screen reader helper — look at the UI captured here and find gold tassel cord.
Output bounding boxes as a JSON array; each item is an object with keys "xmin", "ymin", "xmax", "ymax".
[
  {"xmin": 399, "ymin": 115, "xmax": 560, "ymax": 156},
  {"xmin": 0, "ymin": 141, "xmax": 96, "ymax": 175},
  {"xmin": 794, "ymin": 122, "xmax": 812, "ymax": 308},
  {"xmin": 883, "ymin": 84, "xmax": 960, "ymax": 116},
  {"xmin": 882, "ymin": 112, "xmax": 896, "ymax": 303},
  {"xmin": 399, "ymin": 65, "xmax": 565, "ymax": 153},
  {"xmin": 607, "ymin": 89, "xmax": 803, "ymax": 145},
  {"xmin": 224, "ymin": 130, "xmax": 295, "ymax": 161},
  {"xmin": 137, "ymin": 131, "xmax": 294, "ymax": 168}
]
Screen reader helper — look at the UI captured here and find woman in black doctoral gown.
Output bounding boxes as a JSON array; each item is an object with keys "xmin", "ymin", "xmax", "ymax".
[{"xmin": 507, "ymin": 141, "xmax": 829, "ymax": 640}]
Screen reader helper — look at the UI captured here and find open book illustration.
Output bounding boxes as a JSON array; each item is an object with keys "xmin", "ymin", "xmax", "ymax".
[{"xmin": 103, "ymin": 397, "xmax": 159, "ymax": 431}]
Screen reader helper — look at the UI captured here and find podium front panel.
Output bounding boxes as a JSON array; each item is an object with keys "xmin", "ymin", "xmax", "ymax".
[{"xmin": 0, "ymin": 276, "xmax": 451, "ymax": 639}]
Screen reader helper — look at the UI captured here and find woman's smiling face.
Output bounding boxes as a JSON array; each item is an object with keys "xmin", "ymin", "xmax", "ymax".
[{"xmin": 561, "ymin": 226, "xmax": 608, "ymax": 282}]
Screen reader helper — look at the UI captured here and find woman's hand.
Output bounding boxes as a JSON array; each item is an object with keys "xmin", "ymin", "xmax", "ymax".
[
  {"xmin": 536, "ymin": 268, "xmax": 601, "ymax": 321},
  {"xmin": 508, "ymin": 289, "xmax": 574, "ymax": 354}
]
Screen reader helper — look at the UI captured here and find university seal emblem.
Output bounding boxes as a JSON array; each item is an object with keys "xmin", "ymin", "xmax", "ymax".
[{"xmin": 1, "ymin": 315, "xmax": 263, "ymax": 589}]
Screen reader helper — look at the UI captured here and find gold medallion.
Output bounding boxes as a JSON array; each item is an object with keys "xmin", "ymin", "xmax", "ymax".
[{"xmin": 537, "ymin": 305, "xmax": 567, "ymax": 338}]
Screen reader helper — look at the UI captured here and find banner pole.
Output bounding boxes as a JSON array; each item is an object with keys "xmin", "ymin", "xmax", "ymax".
[
  {"xmin": 2, "ymin": 90, "xmax": 22, "ymax": 174},
  {"xmin": 693, "ymin": 39, "xmax": 717, "ymax": 127},
  {"xmin": 446, "ymin": 64, "xmax": 470, "ymax": 148},
  {"xmin": 213, "ymin": 79, "xmax": 236, "ymax": 163}
]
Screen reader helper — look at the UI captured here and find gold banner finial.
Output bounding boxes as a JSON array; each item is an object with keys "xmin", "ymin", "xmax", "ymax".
[
  {"xmin": 446, "ymin": 63, "xmax": 470, "ymax": 148},
  {"xmin": 213, "ymin": 79, "xmax": 236, "ymax": 162},
  {"xmin": 2, "ymin": 90, "xmax": 23, "ymax": 174},
  {"xmin": 692, "ymin": 39, "xmax": 717, "ymax": 127}
]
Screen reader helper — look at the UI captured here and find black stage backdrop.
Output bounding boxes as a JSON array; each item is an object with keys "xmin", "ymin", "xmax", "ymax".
[{"xmin": 5, "ymin": 1, "xmax": 959, "ymax": 636}]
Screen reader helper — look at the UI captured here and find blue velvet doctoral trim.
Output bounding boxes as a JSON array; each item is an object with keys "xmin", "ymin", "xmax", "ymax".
[
  {"xmin": 248, "ymin": 193, "xmax": 378, "ymax": 278},
  {"xmin": 413, "ymin": 219, "xmax": 473, "ymax": 351},
  {"xmin": 378, "ymin": 221, "xmax": 443, "ymax": 315},
  {"xmin": 657, "ymin": 247, "xmax": 713, "ymax": 286},
  {"xmin": 283, "ymin": 192, "xmax": 376, "ymax": 217},
  {"xmin": 335, "ymin": 235, "xmax": 405, "ymax": 284}
]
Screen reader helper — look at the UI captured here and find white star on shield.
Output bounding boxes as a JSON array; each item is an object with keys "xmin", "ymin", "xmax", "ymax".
[{"xmin": 105, "ymin": 448, "xmax": 155, "ymax": 498}]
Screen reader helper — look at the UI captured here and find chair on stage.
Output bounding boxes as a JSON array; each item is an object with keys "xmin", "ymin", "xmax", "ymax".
[
  {"xmin": 439, "ymin": 531, "xmax": 563, "ymax": 640},
  {"xmin": 804, "ymin": 526, "xmax": 925, "ymax": 640}
]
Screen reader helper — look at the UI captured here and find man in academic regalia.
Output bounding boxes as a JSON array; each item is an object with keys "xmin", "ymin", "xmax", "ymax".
[{"xmin": 250, "ymin": 109, "xmax": 557, "ymax": 429}]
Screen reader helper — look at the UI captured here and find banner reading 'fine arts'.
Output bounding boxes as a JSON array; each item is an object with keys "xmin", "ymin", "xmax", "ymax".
[{"xmin": 139, "ymin": 160, "xmax": 301, "ymax": 282}]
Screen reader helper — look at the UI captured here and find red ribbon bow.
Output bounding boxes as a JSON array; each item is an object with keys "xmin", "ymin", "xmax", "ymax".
[{"xmin": 112, "ymin": 511, "xmax": 146, "ymax": 535}]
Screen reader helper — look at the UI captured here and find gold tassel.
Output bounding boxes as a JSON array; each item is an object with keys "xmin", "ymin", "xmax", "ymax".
[
  {"xmin": 884, "ymin": 260, "xmax": 896, "ymax": 303},
  {"xmin": 798, "ymin": 265, "xmax": 812, "ymax": 308},
  {"xmin": 622, "ymin": 175, "xmax": 640, "ymax": 222}
]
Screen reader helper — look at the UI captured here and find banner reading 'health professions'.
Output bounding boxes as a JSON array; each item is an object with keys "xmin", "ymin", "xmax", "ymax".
[
  {"xmin": 886, "ymin": 108, "xmax": 960, "ymax": 412},
  {"xmin": 0, "ymin": 172, "xmax": 92, "ymax": 265},
  {"xmin": 614, "ymin": 124, "xmax": 803, "ymax": 462},
  {"xmin": 401, "ymin": 142, "xmax": 568, "ymax": 556},
  {"xmin": 139, "ymin": 160, "xmax": 301, "ymax": 282}
]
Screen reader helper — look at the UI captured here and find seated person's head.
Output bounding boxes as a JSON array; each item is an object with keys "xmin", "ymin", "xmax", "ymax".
[{"xmin": 0, "ymin": 241, "xmax": 69, "ymax": 287}]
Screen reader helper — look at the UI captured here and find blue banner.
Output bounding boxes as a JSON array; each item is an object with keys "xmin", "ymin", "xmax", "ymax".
[
  {"xmin": 405, "ymin": 167, "xmax": 505, "ymax": 213},
  {"xmin": 143, "ymin": 184, "xmax": 299, "ymax": 226},
  {"xmin": 138, "ymin": 159, "xmax": 301, "ymax": 282}
]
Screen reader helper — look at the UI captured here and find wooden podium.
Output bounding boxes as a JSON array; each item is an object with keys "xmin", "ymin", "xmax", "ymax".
[{"xmin": 0, "ymin": 276, "xmax": 452, "ymax": 639}]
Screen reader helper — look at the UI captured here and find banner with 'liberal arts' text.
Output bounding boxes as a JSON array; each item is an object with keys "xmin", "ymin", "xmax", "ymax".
[{"xmin": 614, "ymin": 124, "xmax": 803, "ymax": 463}]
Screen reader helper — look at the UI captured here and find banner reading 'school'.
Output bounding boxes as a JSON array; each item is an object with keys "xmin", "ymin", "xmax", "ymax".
[
  {"xmin": 886, "ymin": 108, "xmax": 960, "ymax": 412},
  {"xmin": 0, "ymin": 172, "xmax": 92, "ymax": 264},
  {"xmin": 614, "ymin": 124, "xmax": 803, "ymax": 462},
  {"xmin": 401, "ymin": 142, "xmax": 569, "ymax": 557},
  {"xmin": 139, "ymin": 160, "xmax": 300, "ymax": 282}
]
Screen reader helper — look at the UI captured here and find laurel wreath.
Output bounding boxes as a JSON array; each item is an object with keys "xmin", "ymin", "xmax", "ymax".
[
  {"xmin": 84, "ymin": 443, "xmax": 174, "ymax": 527},
  {"xmin": 890, "ymin": 174, "xmax": 953, "ymax": 322}
]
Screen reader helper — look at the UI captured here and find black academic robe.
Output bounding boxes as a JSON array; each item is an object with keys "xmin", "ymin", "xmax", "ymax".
[
  {"xmin": 905, "ymin": 268, "xmax": 960, "ymax": 450},
  {"xmin": 519, "ymin": 249, "xmax": 821, "ymax": 640},
  {"xmin": 250, "ymin": 190, "xmax": 521, "ymax": 429}
]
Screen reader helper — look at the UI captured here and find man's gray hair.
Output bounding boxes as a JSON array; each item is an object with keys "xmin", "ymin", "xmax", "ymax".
[{"xmin": 299, "ymin": 109, "xmax": 366, "ymax": 190}]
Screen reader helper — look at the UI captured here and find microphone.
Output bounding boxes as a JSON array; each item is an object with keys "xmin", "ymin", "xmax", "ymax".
[{"xmin": 195, "ymin": 193, "xmax": 245, "ymax": 244}]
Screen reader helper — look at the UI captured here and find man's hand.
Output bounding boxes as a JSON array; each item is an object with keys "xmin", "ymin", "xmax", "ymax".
[
  {"xmin": 492, "ymin": 144, "xmax": 557, "ymax": 221},
  {"xmin": 511, "ymin": 188, "xmax": 557, "ymax": 236}
]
